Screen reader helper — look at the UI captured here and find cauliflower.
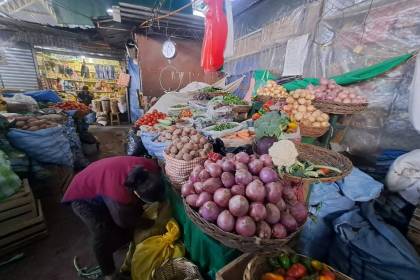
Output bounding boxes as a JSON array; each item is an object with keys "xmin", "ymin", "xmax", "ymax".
[{"xmin": 268, "ymin": 140, "xmax": 298, "ymax": 168}]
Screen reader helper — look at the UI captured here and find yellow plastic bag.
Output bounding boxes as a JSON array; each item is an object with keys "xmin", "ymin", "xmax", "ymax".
[
  {"xmin": 131, "ymin": 219, "xmax": 185, "ymax": 280},
  {"xmin": 120, "ymin": 202, "xmax": 172, "ymax": 272}
]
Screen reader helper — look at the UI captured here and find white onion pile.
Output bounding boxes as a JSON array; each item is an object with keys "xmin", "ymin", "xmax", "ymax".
[
  {"xmin": 256, "ymin": 80, "xmax": 288, "ymax": 98},
  {"xmin": 283, "ymin": 89, "xmax": 330, "ymax": 128},
  {"xmin": 308, "ymin": 78, "xmax": 367, "ymax": 104},
  {"xmin": 181, "ymin": 152, "xmax": 308, "ymax": 239}
]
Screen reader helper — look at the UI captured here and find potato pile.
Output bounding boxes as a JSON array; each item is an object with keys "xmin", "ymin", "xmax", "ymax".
[
  {"xmin": 14, "ymin": 115, "xmax": 60, "ymax": 131},
  {"xmin": 164, "ymin": 126, "xmax": 212, "ymax": 161},
  {"xmin": 256, "ymin": 80, "xmax": 288, "ymax": 99},
  {"xmin": 283, "ymin": 89, "xmax": 330, "ymax": 128}
]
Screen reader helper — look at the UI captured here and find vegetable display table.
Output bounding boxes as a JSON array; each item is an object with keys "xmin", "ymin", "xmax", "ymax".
[{"xmin": 165, "ymin": 179, "xmax": 241, "ymax": 280}]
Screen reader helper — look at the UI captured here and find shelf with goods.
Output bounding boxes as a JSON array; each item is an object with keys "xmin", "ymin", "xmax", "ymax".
[{"xmin": 35, "ymin": 51, "xmax": 123, "ymax": 96}]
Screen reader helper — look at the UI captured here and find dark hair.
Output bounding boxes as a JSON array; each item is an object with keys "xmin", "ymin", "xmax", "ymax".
[
  {"xmin": 124, "ymin": 166, "xmax": 163, "ymax": 203},
  {"xmin": 82, "ymin": 86, "xmax": 89, "ymax": 91}
]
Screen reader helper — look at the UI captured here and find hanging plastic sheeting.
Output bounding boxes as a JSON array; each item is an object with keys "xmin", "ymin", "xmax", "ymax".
[
  {"xmin": 409, "ymin": 54, "xmax": 420, "ymax": 132},
  {"xmin": 224, "ymin": 0, "xmax": 312, "ymax": 75},
  {"xmin": 308, "ymin": 0, "xmax": 420, "ymax": 157},
  {"xmin": 227, "ymin": 0, "xmax": 420, "ymax": 158},
  {"xmin": 224, "ymin": 0, "xmax": 234, "ymax": 58},
  {"xmin": 201, "ymin": 0, "xmax": 228, "ymax": 72},
  {"xmin": 128, "ymin": 58, "xmax": 142, "ymax": 123}
]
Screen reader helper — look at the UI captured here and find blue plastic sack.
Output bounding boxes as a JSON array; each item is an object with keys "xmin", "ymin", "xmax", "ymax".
[
  {"xmin": 24, "ymin": 90, "xmax": 62, "ymax": 103},
  {"xmin": 329, "ymin": 202, "xmax": 420, "ymax": 280},
  {"xmin": 338, "ymin": 168, "xmax": 383, "ymax": 202},
  {"xmin": 299, "ymin": 168, "xmax": 384, "ymax": 260},
  {"xmin": 148, "ymin": 140, "xmax": 170, "ymax": 161},
  {"xmin": 62, "ymin": 117, "xmax": 88, "ymax": 169},
  {"xmin": 140, "ymin": 132, "xmax": 157, "ymax": 155},
  {"xmin": 299, "ymin": 183, "xmax": 355, "ymax": 260},
  {"xmin": 140, "ymin": 132, "xmax": 169, "ymax": 160},
  {"xmin": 7, "ymin": 126, "xmax": 73, "ymax": 166}
]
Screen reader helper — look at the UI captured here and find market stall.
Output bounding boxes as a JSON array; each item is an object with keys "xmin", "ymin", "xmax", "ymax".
[
  {"xmin": 123, "ymin": 54, "xmax": 420, "ymax": 279},
  {"xmin": 34, "ymin": 51, "xmax": 128, "ymax": 126}
]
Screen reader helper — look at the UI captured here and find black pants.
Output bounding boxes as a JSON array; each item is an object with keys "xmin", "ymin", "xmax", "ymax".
[{"xmin": 72, "ymin": 200, "xmax": 132, "ymax": 276}]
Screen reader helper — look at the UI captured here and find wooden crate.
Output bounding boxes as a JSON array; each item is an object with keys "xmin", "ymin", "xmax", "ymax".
[
  {"xmin": 0, "ymin": 179, "xmax": 37, "ymax": 227},
  {"xmin": 0, "ymin": 200, "xmax": 47, "ymax": 257},
  {"xmin": 216, "ymin": 253, "xmax": 253, "ymax": 280},
  {"xmin": 0, "ymin": 179, "xmax": 48, "ymax": 257}
]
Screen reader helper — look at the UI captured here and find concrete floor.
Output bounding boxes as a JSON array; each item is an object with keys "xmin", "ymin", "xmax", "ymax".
[{"xmin": 0, "ymin": 126, "xmax": 129, "ymax": 280}]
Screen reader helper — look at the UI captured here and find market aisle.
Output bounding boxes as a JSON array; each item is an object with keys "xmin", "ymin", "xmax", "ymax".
[{"xmin": 0, "ymin": 126, "xmax": 129, "ymax": 280}]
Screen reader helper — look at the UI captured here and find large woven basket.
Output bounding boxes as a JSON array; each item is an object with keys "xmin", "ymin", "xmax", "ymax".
[
  {"xmin": 282, "ymin": 143, "xmax": 353, "ymax": 184},
  {"xmin": 164, "ymin": 153, "xmax": 206, "ymax": 189},
  {"xmin": 243, "ymin": 252, "xmax": 353, "ymax": 280},
  {"xmin": 152, "ymin": 258, "xmax": 204, "ymax": 280},
  {"xmin": 313, "ymin": 100, "xmax": 368, "ymax": 115},
  {"xmin": 299, "ymin": 123, "xmax": 329, "ymax": 138},
  {"xmin": 183, "ymin": 200, "xmax": 303, "ymax": 253}
]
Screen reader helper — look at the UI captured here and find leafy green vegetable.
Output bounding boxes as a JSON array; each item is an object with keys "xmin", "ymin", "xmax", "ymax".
[
  {"xmin": 283, "ymin": 160, "xmax": 342, "ymax": 178},
  {"xmin": 223, "ymin": 94, "xmax": 247, "ymax": 105},
  {"xmin": 211, "ymin": 123, "xmax": 237, "ymax": 131},
  {"xmin": 171, "ymin": 104, "xmax": 187, "ymax": 108},
  {"xmin": 202, "ymin": 86, "xmax": 224, "ymax": 93},
  {"xmin": 254, "ymin": 112, "xmax": 290, "ymax": 139}
]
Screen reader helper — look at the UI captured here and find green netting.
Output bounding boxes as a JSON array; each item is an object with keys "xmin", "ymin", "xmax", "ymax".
[
  {"xmin": 253, "ymin": 70, "xmax": 278, "ymax": 97},
  {"xmin": 283, "ymin": 53, "xmax": 413, "ymax": 91}
]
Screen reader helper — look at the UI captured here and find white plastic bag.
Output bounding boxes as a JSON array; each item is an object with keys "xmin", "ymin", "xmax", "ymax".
[
  {"xmin": 3, "ymin": 94, "xmax": 38, "ymax": 112},
  {"xmin": 386, "ymin": 150, "xmax": 420, "ymax": 205}
]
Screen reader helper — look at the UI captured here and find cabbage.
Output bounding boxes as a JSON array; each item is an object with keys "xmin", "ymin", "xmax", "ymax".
[{"xmin": 256, "ymin": 137, "xmax": 276, "ymax": 155}]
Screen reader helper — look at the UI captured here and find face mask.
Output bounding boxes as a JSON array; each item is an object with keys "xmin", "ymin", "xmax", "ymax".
[{"xmin": 133, "ymin": 190, "xmax": 154, "ymax": 204}]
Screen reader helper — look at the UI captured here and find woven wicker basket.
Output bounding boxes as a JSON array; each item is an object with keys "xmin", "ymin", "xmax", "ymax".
[
  {"xmin": 183, "ymin": 200, "xmax": 303, "ymax": 253},
  {"xmin": 313, "ymin": 100, "xmax": 368, "ymax": 115},
  {"xmin": 243, "ymin": 252, "xmax": 353, "ymax": 280},
  {"xmin": 282, "ymin": 143, "xmax": 353, "ymax": 184},
  {"xmin": 299, "ymin": 123, "xmax": 329, "ymax": 138},
  {"xmin": 152, "ymin": 258, "xmax": 204, "ymax": 280},
  {"xmin": 164, "ymin": 153, "xmax": 206, "ymax": 189}
]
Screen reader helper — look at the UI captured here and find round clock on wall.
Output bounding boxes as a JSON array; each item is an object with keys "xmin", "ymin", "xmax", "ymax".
[{"xmin": 162, "ymin": 39, "xmax": 176, "ymax": 59}]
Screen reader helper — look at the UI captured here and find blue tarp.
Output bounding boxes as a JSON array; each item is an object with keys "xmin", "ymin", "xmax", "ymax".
[
  {"xmin": 128, "ymin": 58, "xmax": 142, "ymax": 123},
  {"xmin": 2, "ymin": 90, "xmax": 62, "ymax": 103},
  {"xmin": 24, "ymin": 90, "xmax": 62, "ymax": 103}
]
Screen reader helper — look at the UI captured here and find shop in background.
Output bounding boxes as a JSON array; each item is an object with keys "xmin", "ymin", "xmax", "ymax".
[{"xmin": 35, "ymin": 51, "xmax": 124, "ymax": 101}]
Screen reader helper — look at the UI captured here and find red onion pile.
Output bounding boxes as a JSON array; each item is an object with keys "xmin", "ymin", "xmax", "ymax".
[
  {"xmin": 181, "ymin": 152, "xmax": 308, "ymax": 239},
  {"xmin": 308, "ymin": 78, "xmax": 367, "ymax": 104}
]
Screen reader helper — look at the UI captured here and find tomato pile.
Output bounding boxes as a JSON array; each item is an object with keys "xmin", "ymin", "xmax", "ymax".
[
  {"xmin": 261, "ymin": 253, "xmax": 337, "ymax": 280},
  {"xmin": 135, "ymin": 110, "xmax": 167, "ymax": 127},
  {"xmin": 52, "ymin": 101, "xmax": 90, "ymax": 114}
]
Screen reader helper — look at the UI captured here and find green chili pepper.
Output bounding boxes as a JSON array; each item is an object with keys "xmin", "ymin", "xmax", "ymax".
[
  {"xmin": 290, "ymin": 253, "xmax": 300, "ymax": 264},
  {"xmin": 279, "ymin": 253, "xmax": 291, "ymax": 269},
  {"xmin": 268, "ymin": 257, "xmax": 282, "ymax": 269}
]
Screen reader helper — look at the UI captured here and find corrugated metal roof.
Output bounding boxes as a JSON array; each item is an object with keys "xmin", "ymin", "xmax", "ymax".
[{"xmin": 116, "ymin": 2, "xmax": 204, "ymax": 39}]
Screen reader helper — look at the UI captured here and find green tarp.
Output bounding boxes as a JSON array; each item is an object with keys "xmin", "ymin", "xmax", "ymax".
[
  {"xmin": 165, "ymin": 179, "xmax": 240, "ymax": 280},
  {"xmin": 283, "ymin": 53, "xmax": 413, "ymax": 91}
]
